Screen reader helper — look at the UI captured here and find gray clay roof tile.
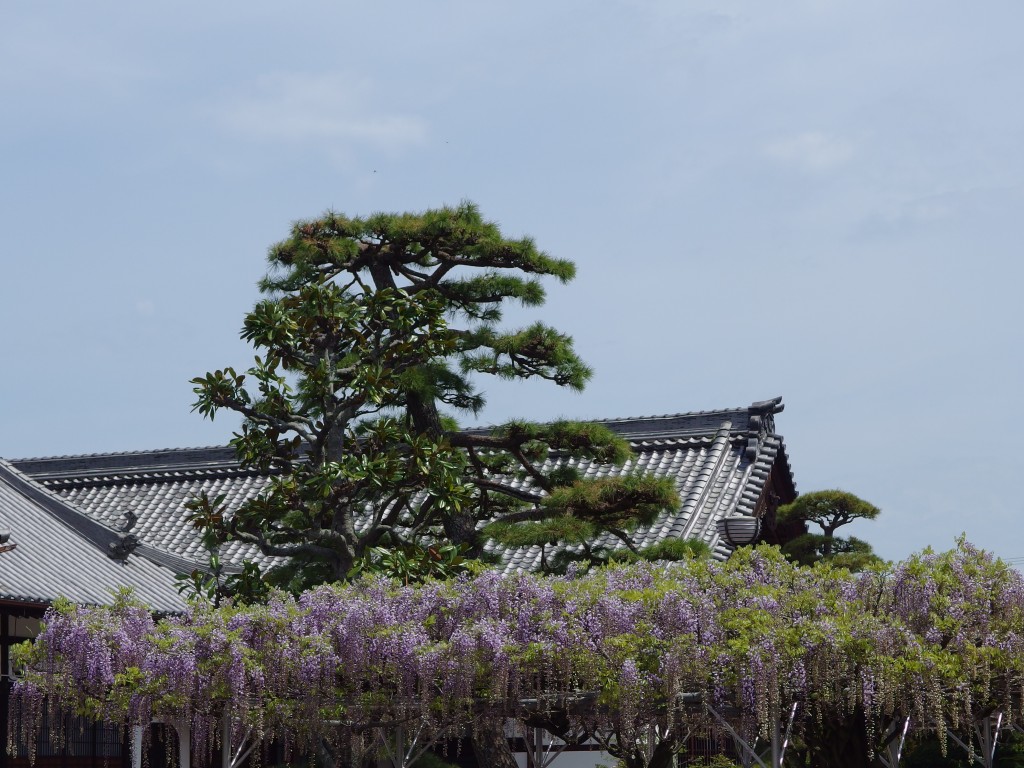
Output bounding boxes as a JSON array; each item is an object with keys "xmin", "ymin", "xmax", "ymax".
[
  {"xmin": 0, "ymin": 460, "xmax": 187, "ymax": 612},
  {"xmin": 7, "ymin": 398, "xmax": 795, "ymax": 581}
]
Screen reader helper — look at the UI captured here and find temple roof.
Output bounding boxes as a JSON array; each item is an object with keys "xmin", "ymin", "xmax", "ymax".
[{"xmin": 4, "ymin": 397, "xmax": 795, "ymax": 581}]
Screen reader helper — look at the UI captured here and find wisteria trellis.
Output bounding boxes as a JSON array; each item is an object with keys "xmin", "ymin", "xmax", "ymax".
[{"xmin": 9, "ymin": 541, "xmax": 1024, "ymax": 766}]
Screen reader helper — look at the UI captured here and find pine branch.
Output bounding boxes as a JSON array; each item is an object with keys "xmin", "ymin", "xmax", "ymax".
[{"xmin": 470, "ymin": 479, "xmax": 544, "ymax": 505}]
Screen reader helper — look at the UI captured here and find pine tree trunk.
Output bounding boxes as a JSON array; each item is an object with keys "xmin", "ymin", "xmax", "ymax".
[{"xmin": 406, "ymin": 389, "xmax": 482, "ymax": 554}]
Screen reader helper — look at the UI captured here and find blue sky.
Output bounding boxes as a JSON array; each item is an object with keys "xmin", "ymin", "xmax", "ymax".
[{"xmin": 2, "ymin": 1, "xmax": 1023, "ymax": 563}]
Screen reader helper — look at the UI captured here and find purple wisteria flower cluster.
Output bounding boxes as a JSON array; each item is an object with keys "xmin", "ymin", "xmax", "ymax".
[{"xmin": 10, "ymin": 541, "xmax": 1024, "ymax": 766}]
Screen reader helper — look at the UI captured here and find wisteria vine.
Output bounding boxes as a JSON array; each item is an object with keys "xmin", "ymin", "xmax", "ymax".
[{"xmin": 10, "ymin": 541, "xmax": 1024, "ymax": 766}]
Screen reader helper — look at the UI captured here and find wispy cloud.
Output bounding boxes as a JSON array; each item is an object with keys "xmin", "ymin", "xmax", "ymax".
[
  {"xmin": 765, "ymin": 132, "xmax": 854, "ymax": 173},
  {"xmin": 215, "ymin": 72, "xmax": 427, "ymax": 156},
  {"xmin": 850, "ymin": 185, "xmax": 1016, "ymax": 241}
]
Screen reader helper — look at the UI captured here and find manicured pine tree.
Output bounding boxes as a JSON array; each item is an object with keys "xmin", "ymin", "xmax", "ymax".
[
  {"xmin": 775, "ymin": 489, "xmax": 882, "ymax": 570},
  {"xmin": 190, "ymin": 202, "xmax": 681, "ymax": 589}
]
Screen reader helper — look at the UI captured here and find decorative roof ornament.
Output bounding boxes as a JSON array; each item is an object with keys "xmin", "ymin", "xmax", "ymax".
[
  {"xmin": 108, "ymin": 533, "xmax": 139, "ymax": 560},
  {"xmin": 0, "ymin": 524, "xmax": 16, "ymax": 554},
  {"xmin": 716, "ymin": 515, "xmax": 761, "ymax": 548},
  {"xmin": 745, "ymin": 396, "xmax": 784, "ymax": 461}
]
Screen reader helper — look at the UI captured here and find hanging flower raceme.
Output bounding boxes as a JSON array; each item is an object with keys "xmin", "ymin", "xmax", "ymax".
[{"xmin": 9, "ymin": 541, "xmax": 1024, "ymax": 766}]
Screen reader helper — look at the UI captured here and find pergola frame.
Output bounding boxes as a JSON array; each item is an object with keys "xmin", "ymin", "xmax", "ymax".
[{"xmin": 116, "ymin": 695, "xmax": 1021, "ymax": 768}]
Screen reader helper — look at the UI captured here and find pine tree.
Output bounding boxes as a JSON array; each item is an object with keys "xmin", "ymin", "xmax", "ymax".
[
  {"xmin": 190, "ymin": 202, "xmax": 680, "ymax": 592},
  {"xmin": 776, "ymin": 489, "xmax": 882, "ymax": 569}
]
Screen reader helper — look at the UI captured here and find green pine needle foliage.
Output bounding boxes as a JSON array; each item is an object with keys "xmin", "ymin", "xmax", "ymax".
[
  {"xmin": 605, "ymin": 537, "xmax": 711, "ymax": 565},
  {"xmin": 484, "ymin": 517, "xmax": 599, "ymax": 548},
  {"xmin": 638, "ymin": 537, "xmax": 712, "ymax": 561},
  {"xmin": 542, "ymin": 476, "xmax": 679, "ymax": 529},
  {"xmin": 777, "ymin": 489, "xmax": 880, "ymax": 528}
]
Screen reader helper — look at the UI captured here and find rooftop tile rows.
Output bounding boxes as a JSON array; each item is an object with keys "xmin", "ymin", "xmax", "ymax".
[
  {"xmin": 0, "ymin": 460, "xmax": 186, "ymax": 612},
  {"xmin": 10, "ymin": 400, "xmax": 793, "ymax": 578},
  {"xmin": 57, "ymin": 473, "xmax": 276, "ymax": 569}
]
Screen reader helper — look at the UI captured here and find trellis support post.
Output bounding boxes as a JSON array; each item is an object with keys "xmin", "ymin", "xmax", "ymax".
[
  {"xmin": 131, "ymin": 726, "xmax": 143, "ymax": 768},
  {"xmin": 175, "ymin": 719, "xmax": 191, "ymax": 768},
  {"xmin": 706, "ymin": 706, "xmax": 767, "ymax": 768},
  {"xmin": 948, "ymin": 712, "xmax": 1004, "ymax": 768},
  {"xmin": 876, "ymin": 716, "xmax": 910, "ymax": 768},
  {"xmin": 221, "ymin": 711, "xmax": 231, "ymax": 768}
]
